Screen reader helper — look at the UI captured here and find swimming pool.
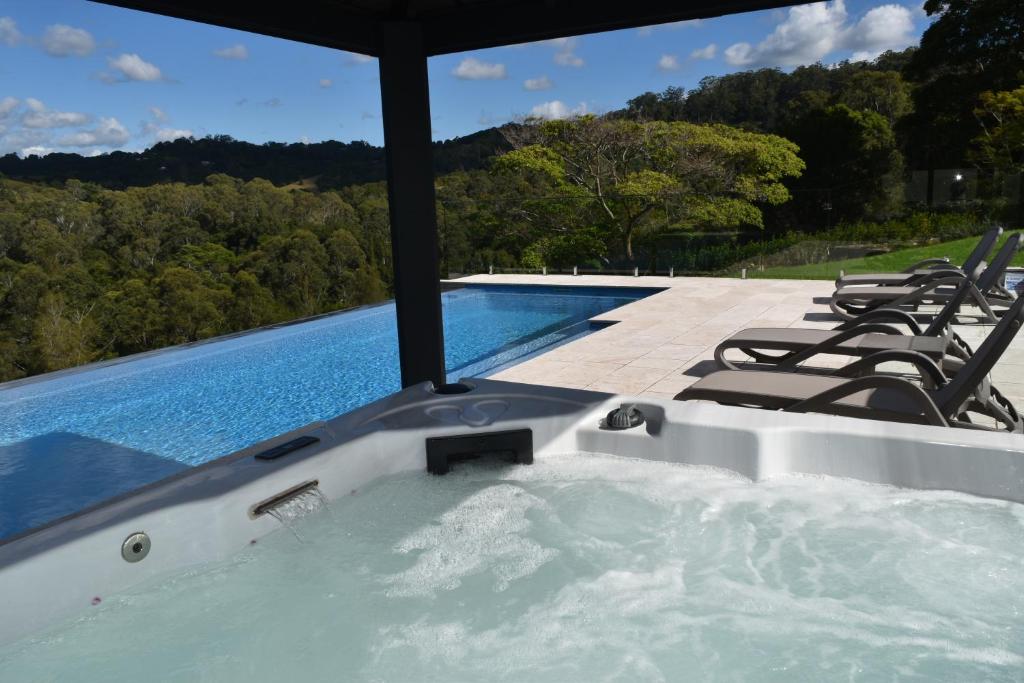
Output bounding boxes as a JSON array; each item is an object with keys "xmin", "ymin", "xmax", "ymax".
[{"xmin": 0, "ymin": 284, "xmax": 658, "ymax": 539}]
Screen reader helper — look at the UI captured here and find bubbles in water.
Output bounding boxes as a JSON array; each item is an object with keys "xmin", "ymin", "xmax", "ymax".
[
  {"xmin": 2, "ymin": 453, "xmax": 1023, "ymax": 682},
  {"xmin": 382, "ymin": 483, "xmax": 559, "ymax": 596}
]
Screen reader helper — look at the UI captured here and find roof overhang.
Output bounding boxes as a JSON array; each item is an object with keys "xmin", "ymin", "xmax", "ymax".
[{"xmin": 90, "ymin": 0, "xmax": 806, "ymax": 56}]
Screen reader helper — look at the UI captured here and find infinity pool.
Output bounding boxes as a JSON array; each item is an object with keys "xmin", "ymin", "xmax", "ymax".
[
  {"xmin": 3, "ymin": 454, "xmax": 1021, "ymax": 681},
  {"xmin": 0, "ymin": 284, "xmax": 657, "ymax": 539}
]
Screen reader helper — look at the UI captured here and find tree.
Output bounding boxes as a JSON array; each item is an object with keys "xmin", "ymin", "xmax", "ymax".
[
  {"xmin": 624, "ymin": 87, "xmax": 686, "ymax": 121},
  {"xmin": 32, "ymin": 293, "xmax": 100, "ymax": 372},
  {"xmin": 227, "ymin": 271, "xmax": 279, "ymax": 330},
  {"xmin": 495, "ymin": 116, "xmax": 803, "ymax": 261},
  {"xmin": 972, "ymin": 87, "xmax": 1024, "ymax": 223},
  {"xmin": 972, "ymin": 87, "xmax": 1024, "ymax": 175},
  {"xmin": 837, "ymin": 71, "xmax": 913, "ymax": 128},
  {"xmin": 904, "ymin": 0, "xmax": 1024, "ymax": 168},
  {"xmin": 325, "ymin": 228, "xmax": 386, "ymax": 307},
  {"xmin": 783, "ymin": 105, "xmax": 904, "ymax": 226},
  {"xmin": 98, "ymin": 278, "xmax": 165, "ymax": 354},
  {"xmin": 249, "ymin": 229, "xmax": 330, "ymax": 316},
  {"xmin": 154, "ymin": 266, "xmax": 227, "ymax": 343}
]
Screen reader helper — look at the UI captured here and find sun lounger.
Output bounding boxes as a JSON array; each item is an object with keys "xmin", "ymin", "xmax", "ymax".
[
  {"xmin": 675, "ymin": 293, "xmax": 1024, "ymax": 432},
  {"xmin": 829, "ymin": 233, "xmax": 1020, "ymax": 321},
  {"xmin": 714, "ymin": 279, "xmax": 975, "ymax": 372},
  {"xmin": 835, "ymin": 228, "xmax": 1001, "ymax": 288}
]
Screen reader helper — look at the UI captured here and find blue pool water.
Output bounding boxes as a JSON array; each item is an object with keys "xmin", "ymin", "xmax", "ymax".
[
  {"xmin": 1006, "ymin": 270, "xmax": 1023, "ymax": 294},
  {"xmin": 0, "ymin": 284, "xmax": 657, "ymax": 539}
]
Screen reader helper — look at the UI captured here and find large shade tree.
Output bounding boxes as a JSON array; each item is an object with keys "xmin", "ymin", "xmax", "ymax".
[{"xmin": 494, "ymin": 115, "xmax": 803, "ymax": 262}]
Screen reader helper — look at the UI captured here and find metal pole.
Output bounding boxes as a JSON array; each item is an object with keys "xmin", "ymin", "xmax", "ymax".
[
  {"xmin": 634, "ymin": 266, "xmax": 639, "ymax": 277},
  {"xmin": 573, "ymin": 265, "xmax": 578, "ymax": 276},
  {"xmin": 669, "ymin": 266, "xmax": 674, "ymax": 278},
  {"xmin": 378, "ymin": 22, "xmax": 445, "ymax": 388}
]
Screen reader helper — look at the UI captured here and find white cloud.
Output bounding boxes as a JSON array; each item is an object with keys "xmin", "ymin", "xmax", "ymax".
[
  {"xmin": 845, "ymin": 4, "xmax": 916, "ymax": 58},
  {"xmin": 658, "ymin": 54, "xmax": 681, "ymax": 71},
  {"xmin": 0, "ymin": 128, "xmax": 51, "ymax": 156},
  {"xmin": 20, "ymin": 145, "xmax": 54, "ymax": 157},
  {"xmin": 529, "ymin": 100, "xmax": 587, "ymax": 120},
  {"xmin": 524, "ymin": 75, "xmax": 553, "ymax": 91},
  {"xmin": 57, "ymin": 117, "xmax": 130, "ymax": 147},
  {"xmin": 214, "ymin": 44, "xmax": 248, "ymax": 60},
  {"xmin": 723, "ymin": 43, "xmax": 756, "ymax": 66},
  {"xmin": 0, "ymin": 17, "xmax": 21, "ymax": 46},
  {"xmin": 453, "ymin": 57, "xmax": 507, "ymax": 80},
  {"xmin": 155, "ymin": 128, "xmax": 192, "ymax": 142},
  {"xmin": 690, "ymin": 43, "xmax": 717, "ymax": 60},
  {"xmin": 552, "ymin": 37, "xmax": 584, "ymax": 67},
  {"xmin": 149, "ymin": 106, "xmax": 167, "ymax": 121},
  {"xmin": 637, "ymin": 19, "xmax": 703, "ymax": 36},
  {"xmin": 21, "ymin": 98, "xmax": 89, "ymax": 128},
  {"xmin": 41, "ymin": 24, "xmax": 95, "ymax": 57},
  {"xmin": 343, "ymin": 51, "xmax": 374, "ymax": 65},
  {"xmin": 107, "ymin": 53, "xmax": 163, "ymax": 81},
  {"xmin": 511, "ymin": 37, "xmax": 585, "ymax": 67},
  {"xmin": 319, "ymin": 78, "xmax": 332, "ymax": 88},
  {"xmin": 724, "ymin": 1, "xmax": 848, "ymax": 67},
  {"xmin": 0, "ymin": 96, "xmax": 18, "ymax": 119},
  {"xmin": 723, "ymin": 1, "xmax": 915, "ymax": 68}
]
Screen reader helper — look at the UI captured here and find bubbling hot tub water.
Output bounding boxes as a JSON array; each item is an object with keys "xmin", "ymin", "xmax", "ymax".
[{"xmin": 2, "ymin": 453, "xmax": 1022, "ymax": 681}]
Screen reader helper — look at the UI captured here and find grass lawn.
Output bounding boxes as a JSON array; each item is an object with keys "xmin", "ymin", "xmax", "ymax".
[{"xmin": 748, "ymin": 233, "xmax": 1024, "ymax": 280}]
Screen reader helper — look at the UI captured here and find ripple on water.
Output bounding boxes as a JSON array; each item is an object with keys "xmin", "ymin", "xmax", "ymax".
[{"xmin": 1, "ymin": 452, "xmax": 1022, "ymax": 682}]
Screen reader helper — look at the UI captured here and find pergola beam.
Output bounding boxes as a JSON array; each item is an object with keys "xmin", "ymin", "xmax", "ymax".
[
  {"xmin": 89, "ymin": 1, "xmax": 808, "ymax": 57},
  {"xmin": 91, "ymin": 1, "xmax": 379, "ymax": 55},
  {"xmin": 420, "ymin": 0, "xmax": 803, "ymax": 55}
]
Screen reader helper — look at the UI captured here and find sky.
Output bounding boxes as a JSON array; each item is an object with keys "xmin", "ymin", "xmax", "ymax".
[{"xmin": 0, "ymin": 0, "xmax": 933, "ymax": 156}]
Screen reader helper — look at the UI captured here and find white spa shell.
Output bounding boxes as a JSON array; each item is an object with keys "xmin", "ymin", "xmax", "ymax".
[{"xmin": 1, "ymin": 378, "xmax": 1023, "ymax": 645}]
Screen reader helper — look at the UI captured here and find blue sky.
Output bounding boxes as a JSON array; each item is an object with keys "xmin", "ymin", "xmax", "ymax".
[{"xmin": 0, "ymin": 0, "xmax": 931, "ymax": 156}]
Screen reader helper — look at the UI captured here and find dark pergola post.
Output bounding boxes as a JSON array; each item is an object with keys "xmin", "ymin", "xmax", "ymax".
[{"xmin": 378, "ymin": 22, "xmax": 446, "ymax": 388}]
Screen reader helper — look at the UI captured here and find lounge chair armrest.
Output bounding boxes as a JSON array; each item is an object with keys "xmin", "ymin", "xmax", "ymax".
[
  {"xmin": 835, "ymin": 308, "xmax": 923, "ymax": 334},
  {"xmin": 787, "ymin": 375, "xmax": 948, "ymax": 427},
  {"xmin": 897, "ymin": 275, "xmax": 973, "ymax": 296},
  {"xmin": 832, "ymin": 349, "xmax": 948, "ymax": 386},
  {"xmin": 776, "ymin": 324, "xmax": 906, "ymax": 370},
  {"xmin": 902, "ymin": 257, "xmax": 950, "ymax": 273},
  {"xmin": 911, "ymin": 269, "xmax": 966, "ymax": 286}
]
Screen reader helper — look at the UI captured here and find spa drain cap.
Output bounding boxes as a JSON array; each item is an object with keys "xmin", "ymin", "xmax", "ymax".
[
  {"xmin": 605, "ymin": 404, "xmax": 645, "ymax": 430},
  {"xmin": 121, "ymin": 532, "xmax": 151, "ymax": 563}
]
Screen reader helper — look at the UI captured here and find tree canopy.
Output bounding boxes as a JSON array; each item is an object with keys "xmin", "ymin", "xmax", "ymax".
[{"xmin": 495, "ymin": 116, "xmax": 803, "ymax": 260}]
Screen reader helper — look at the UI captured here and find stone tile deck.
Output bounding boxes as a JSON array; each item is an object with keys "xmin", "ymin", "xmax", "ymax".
[{"xmin": 453, "ymin": 275, "xmax": 1024, "ymax": 413}]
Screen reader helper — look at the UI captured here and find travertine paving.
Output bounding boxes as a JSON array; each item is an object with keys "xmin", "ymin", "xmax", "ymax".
[{"xmin": 452, "ymin": 275, "xmax": 1024, "ymax": 410}]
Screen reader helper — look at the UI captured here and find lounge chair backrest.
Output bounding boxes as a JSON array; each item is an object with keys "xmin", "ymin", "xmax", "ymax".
[
  {"xmin": 934, "ymin": 293, "xmax": 1024, "ymax": 417},
  {"xmin": 976, "ymin": 233, "xmax": 1021, "ymax": 294},
  {"xmin": 923, "ymin": 278, "xmax": 975, "ymax": 336},
  {"xmin": 961, "ymin": 227, "xmax": 1003, "ymax": 275}
]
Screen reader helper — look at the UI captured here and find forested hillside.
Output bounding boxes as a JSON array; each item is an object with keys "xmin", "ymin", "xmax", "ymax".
[
  {"xmin": 0, "ymin": 176, "xmax": 391, "ymax": 380},
  {"xmin": 0, "ymin": 128, "xmax": 510, "ymax": 190}
]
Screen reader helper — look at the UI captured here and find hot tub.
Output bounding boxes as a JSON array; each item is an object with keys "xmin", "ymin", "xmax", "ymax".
[{"xmin": 1, "ymin": 380, "xmax": 1023, "ymax": 679}]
